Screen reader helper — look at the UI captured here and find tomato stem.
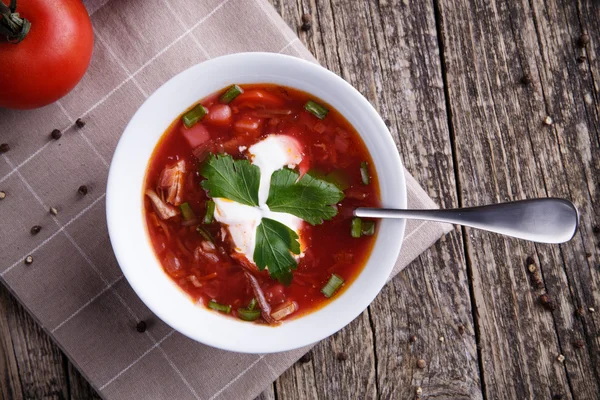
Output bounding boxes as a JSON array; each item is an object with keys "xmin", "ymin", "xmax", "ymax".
[{"xmin": 0, "ymin": 0, "xmax": 30, "ymax": 44}]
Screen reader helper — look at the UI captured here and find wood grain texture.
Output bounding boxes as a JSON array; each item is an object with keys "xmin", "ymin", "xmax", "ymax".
[
  {"xmin": 1, "ymin": 1, "xmax": 599, "ymax": 399},
  {"xmin": 255, "ymin": 383, "xmax": 276, "ymax": 400},
  {"xmin": 437, "ymin": 0, "xmax": 600, "ymax": 399},
  {"xmin": 67, "ymin": 361, "xmax": 102, "ymax": 400},
  {"xmin": 362, "ymin": 1, "xmax": 480, "ymax": 397},
  {"xmin": 0, "ymin": 285, "xmax": 67, "ymax": 400},
  {"xmin": 0, "ymin": 286, "xmax": 24, "ymax": 400}
]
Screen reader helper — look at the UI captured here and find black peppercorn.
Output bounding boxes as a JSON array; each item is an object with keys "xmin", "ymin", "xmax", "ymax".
[
  {"xmin": 336, "ymin": 352, "xmax": 347, "ymax": 361},
  {"xmin": 539, "ymin": 294, "xmax": 556, "ymax": 311},
  {"xmin": 31, "ymin": 225, "xmax": 42, "ymax": 235},
  {"xmin": 0, "ymin": 143, "xmax": 10, "ymax": 153},
  {"xmin": 75, "ymin": 118, "xmax": 86, "ymax": 128},
  {"xmin": 520, "ymin": 74, "xmax": 532, "ymax": 85},
  {"xmin": 577, "ymin": 56, "xmax": 587, "ymax": 64},
  {"xmin": 78, "ymin": 185, "xmax": 88, "ymax": 195},
  {"xmin": 51, "ymin": 129, "xmax": 62, "ymax": 140},
  {"xmin": 136, "ymin": 320, "xmax": 147, "ymax": 333},
  {"xmin": 301, "ymin": 22, "xmax": 312, "ymax": 32}
]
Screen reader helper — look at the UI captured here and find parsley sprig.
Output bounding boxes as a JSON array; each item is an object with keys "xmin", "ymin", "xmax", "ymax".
[
  {"xmin": 254, "ymin": 218, "xmax": 301, "ymax": 285},
  {"xmin": 200, "ymin": 154, "xmax": 260, "ymax": 206},
  {"xmin": 267, "ymin": 168, "xmax": 344, "ymax": 225},
  {"xmin": 199, "ymin": 153, "xmax": 344, "ymax": 284}
]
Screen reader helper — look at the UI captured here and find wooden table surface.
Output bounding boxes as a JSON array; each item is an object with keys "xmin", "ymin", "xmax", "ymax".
[{"xmin": 1, "ymin": 0, "xmax": 599, "ymax": 399}]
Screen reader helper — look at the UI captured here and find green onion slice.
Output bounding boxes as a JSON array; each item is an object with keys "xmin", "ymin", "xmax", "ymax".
[
  {"xmin": 237, "ymin": 308, "xmax": 261, "ymax": 321},
  {"xmin": 203, "ymin": 200, "xmax": 215, "ymax": 224},
  {"xmin": 247, "ymin": 298, "xmax": 257, "ymax": 311},
  {"xmin": 360, "ymin": 161, "xmax": 370, "ymax": 185},
  {"xmin": 179, "ymin": 202, "xmax": 196, "ymax": 221},
  {"xmin": 208, "ymin": 300, "xmax": 231, "ymax": 313},
  {"xmin": 219, "ymin": 84, "xmax": 244, "ymax": 104},
  {"xmin": 362, "ymin": 221, "xmax": 375, "ymax": 236},
  {"xmin": 196, "ymin": 225, "xmax": 214, "ymax": 242},
  {"xmin": 182, "ymin": 104, "xmax": 208, "ymax": 128},
  {"xmin": 351, "ymin": 217, "xmax": 362, "ymax": 238},
  {"xmin": 304, "ymin": 100, "xmax": 329, "ymax": 120},
  {"xmin": 321, "ymin": 274, "xmax": 344, "ymax": 298}
]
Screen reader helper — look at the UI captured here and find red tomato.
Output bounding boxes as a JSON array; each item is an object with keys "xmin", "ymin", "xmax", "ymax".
[
  {"xmin": 181, "ymin": 123, "xmax": 210, "ymax": 148},
  {"xmin": 233, "ymin": 115, "xmax": 263, "ymax": 135},
  {"xmin": 0, "ymin": 0, "xmax": 94, "ymax": 109},
  {"xmin": 205, "ymin": 104, "xmax": 232, "ymax": 126},
  {"xmin": 313, "ymin": 121, "xmax": 327, "ymax": 134},
  {"xmin": 220, "ymin": 137, "xmax": 245, "ymax": 154},
  {"xmin": 234, "ymin": 90, "xmax": 285, "ymax": 108},
  {"xmin": 334, "ymin": 135, "xmax": 349, "ymax": 153},
  {"xmin": 264, "ymin": 284, "xmax": 286, "ymax": 306}
]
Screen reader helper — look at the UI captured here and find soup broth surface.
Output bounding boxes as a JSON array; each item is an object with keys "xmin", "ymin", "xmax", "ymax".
[{"xmin": 144, "ymin": 84, "xmax": 380, "ymax": 324}]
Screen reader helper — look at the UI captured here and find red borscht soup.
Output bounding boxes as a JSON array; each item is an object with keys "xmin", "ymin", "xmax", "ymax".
[{"xmin": 144, "ymin": 84, "xmax": 380, "ymax": 324}]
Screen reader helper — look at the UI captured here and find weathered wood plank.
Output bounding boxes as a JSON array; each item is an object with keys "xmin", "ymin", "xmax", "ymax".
[
  {"xmin": 311, "ymin": 313, "xmax": 379, "ymax": 399},
  {"xmin": 254, "ymin": 383, "xmax": 276, "ymax": 400},
  {"xmin": 369, "ymin": 237, "xmax": 482, "ymax": 400},
  {"xmin": 0, "ymin": 285, "xmax": 68, "ymax": 399},
  {"xmin": 437, "ymin": 0, "xmax": 600, "ymax": 398},
  {"xmin": 268, "ymin": 0, "xmax": 481, "ymax": 399},
  {"xmin": 274, "ymin": 350, "xmax": 320, "ymax": 400},
  {"xmin": 364, "ymin": 0, "xmax": 481, "ymax": 398},
  {"xmin": 0, "ymin": 286, "xmax": 24, "ymax": 400},
  {"xmin": 67, "ymin": 361, "xmax": 102, "ymax": 400},
  {"xmin": 527, "ymin": 0, "xmax": 600, "ymax": 392}
]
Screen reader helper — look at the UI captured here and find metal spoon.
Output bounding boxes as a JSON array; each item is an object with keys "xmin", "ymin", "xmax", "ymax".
[{"xmin": 354, "ymin": 198, "xmax": 579, "ymax": 244}]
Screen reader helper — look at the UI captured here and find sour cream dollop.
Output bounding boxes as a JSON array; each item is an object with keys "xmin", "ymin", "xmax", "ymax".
[{"xmin": 212, "ymin": 135, "xmax": 305, "ymax": 263}]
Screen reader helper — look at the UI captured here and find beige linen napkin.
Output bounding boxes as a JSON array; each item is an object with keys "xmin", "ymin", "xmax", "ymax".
[{"xmin": 0, "ymin": 0, "xmax": 450, "ymax": 398}]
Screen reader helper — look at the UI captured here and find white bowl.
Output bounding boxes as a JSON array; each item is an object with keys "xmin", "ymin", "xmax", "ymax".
[{"xmin": 106, "ymin": 53, "xmax": 406, "ymax": 354}]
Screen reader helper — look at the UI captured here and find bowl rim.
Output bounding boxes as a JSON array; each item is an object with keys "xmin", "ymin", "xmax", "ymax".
[{"xmin": 106, "ymin": 52, "xmax": 406, "ymax": 353}]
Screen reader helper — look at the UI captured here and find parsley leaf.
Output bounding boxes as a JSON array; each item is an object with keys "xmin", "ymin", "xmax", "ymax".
[
  {"xmin": 254, "ymin": 218, "xmax": 301, "ymax": 285},
  {"xmin": 199, "ymin": 154, "xmax": 260, "ymax": 207},
  {"xmin": 266, "ymin": 168, "xmax": 345, "ymax": 225},
  {"xmin": 200, "ymin": 153, "xmax": 345, "ymax": 283}
]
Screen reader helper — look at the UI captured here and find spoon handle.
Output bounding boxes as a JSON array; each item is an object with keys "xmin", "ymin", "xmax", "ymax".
[{"xmin": 354, "ymin": 198, "xmax": 579, "ymax": 244}]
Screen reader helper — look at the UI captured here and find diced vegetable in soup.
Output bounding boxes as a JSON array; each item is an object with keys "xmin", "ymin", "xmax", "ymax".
[{"xmin": 144, "ymin": 84, "xmax": 380, "ymax": 324}]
